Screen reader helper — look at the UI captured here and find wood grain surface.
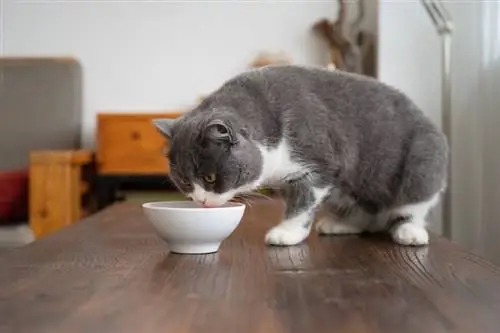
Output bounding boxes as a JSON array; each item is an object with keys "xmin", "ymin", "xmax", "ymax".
[
  {"xmin": 1, "ymin": 200, "xmax": 500, "ymax": 333},
  {"xmin": 96, "ymin": 113, "xmax": 182, "ymax": 175},
  {"xmin": 29, "ymin": 150, "xmax": 94, "ymax": 239}
]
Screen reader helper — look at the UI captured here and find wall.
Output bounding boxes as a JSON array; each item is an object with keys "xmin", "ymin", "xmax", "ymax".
[
  {"xmin": 2, "ymin": 0, "xmax": 377, "ymax": 148},
  {"xmin": 378, "ymin": 1, "xmax": 442, "ymax": 126},
  {"xmin": 378, "ymin": 1, "xmax": 486, "ymax": 251}
]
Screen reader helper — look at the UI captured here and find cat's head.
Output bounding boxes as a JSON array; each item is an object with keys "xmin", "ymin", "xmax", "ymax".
[{"xmin": 153, "ymin": 112, "xmax": 263, "ymax": 206}]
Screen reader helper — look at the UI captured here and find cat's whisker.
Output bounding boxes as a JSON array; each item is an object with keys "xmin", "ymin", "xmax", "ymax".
[
  {"xmin": 244, "ymin": 193, "xmax": 271, "ymax": 201},
  {"xmin": 240, "ymin": 190, "xmax": 275, "ymax": 201},
  {"xmin": 232, "ymin": 195, "xmax": 254, "ymax": 208},
  {"xmin": 235, "ymin": 193, "xmax": 256, "ymax": 202}
]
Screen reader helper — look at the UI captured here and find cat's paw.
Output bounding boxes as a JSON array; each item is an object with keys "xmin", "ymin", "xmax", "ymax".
[
  {"xmin": 391, "ymin": 222, "xmax": 429, "ymax": 246},
  {"xmin": 315, "ymin": 217, "xmax": 363, "ymax": 235},
  {"xmin": 265, "ymin": 225, "xmax": 309, "ymax": 246}
]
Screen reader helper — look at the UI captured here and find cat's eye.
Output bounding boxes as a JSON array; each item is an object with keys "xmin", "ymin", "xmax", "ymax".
[
  {"xmin": 216, "ymin": 124, "xmax": 228, "ymax": 134},
  {"xmin": 203, "ymin": 174, "xmax": 216, "ymax": 184}
]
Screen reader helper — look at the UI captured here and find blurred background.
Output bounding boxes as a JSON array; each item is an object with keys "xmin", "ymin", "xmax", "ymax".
[{"xmin": 1, "ymin": 0, "xmax": 500, "ymax": 264}]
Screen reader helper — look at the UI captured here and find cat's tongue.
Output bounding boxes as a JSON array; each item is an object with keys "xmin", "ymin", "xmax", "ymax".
[{"xmin": 200, "ymin": 203, "xmax": 215, "ymax": 208}]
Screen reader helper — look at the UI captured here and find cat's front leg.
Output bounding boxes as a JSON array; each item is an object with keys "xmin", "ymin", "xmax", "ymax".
[{"xmin": 265, "ymin": 179, "xmax": 330, "ymax": 246}]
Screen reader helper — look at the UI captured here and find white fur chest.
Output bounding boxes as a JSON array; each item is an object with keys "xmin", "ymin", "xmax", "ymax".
[{"xmin": 256, "ymin": 140, "xmax": 309, "ymax": 185}]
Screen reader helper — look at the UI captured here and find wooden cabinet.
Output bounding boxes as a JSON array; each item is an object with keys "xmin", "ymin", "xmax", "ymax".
[
  {"xmin": 96, "ymin": 113, "xmax": 182, "ymax": 175},
  {"xmin": 29, "ymin": 150, "xmax": 93, "ymax": 238}
]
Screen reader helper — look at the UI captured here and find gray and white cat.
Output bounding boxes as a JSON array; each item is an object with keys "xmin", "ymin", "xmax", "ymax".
[{"xmin": 154, "ymin": 65, "xmax": 448, "ymax": 247}]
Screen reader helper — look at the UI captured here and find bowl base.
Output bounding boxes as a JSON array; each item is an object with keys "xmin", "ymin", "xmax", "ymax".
[{"xmin": 168, "ymin": 242, "xmax": 221, "ymax": 254}]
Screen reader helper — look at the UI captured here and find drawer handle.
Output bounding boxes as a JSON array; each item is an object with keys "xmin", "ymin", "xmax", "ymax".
[
  {"xmin": 130, "ymin": 131, "xmax": 141, "ymax": 140},
  {"xmin": 39, "ymin": 208, "xmax": 48, "ymax": 218}
]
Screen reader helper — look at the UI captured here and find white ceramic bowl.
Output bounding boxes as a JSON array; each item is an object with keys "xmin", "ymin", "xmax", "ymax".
[{"xmin": 142, "ymin": 201, "xmax": 246, "ymax": 254}]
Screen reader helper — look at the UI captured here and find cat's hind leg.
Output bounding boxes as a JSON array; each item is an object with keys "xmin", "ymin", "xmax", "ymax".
[
  {"xmin": 315, "ymin": 199, "xmax": 371, "ymax": 236},
  {"xmin": 265, "ymin": 179, "xmax": 330, "ymax": 246},
  {"xmin": 385, "ymin": 129, "xmax": 447, "ymax": 246},
  {"xmin": 383, "ymin": 192, "xmax": 441, "ymax": 246}
]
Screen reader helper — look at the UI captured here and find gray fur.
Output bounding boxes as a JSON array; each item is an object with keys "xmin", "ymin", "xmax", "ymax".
[
  {"xmin": 154, "ymin": 65, "xmax": 448, "ymax": 240},
  {"xmin": 280, "ymin": 177, "xmax": 318, "ymax": 229},
  {"xmin": 158, "ymin": 109, "xmax": 262, "ymax": 195}
]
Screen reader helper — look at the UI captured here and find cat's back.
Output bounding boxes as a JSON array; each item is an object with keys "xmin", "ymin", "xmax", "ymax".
[
  {"xmin": 235, "ymin": 65, "xmax": 437, "ymax": 133},
  {"xmin": 218, "ymin": 65, "xmax": 425, "ymax": 121},
  {"xmin": 247, "ymin": 65, "xmax": 419, "ymax": 113},
  {"xmin": 194, "ymin": 65, "xmax": 440, "ymax": 144},
  {"xmin": 198, "ymin": 64, "xmax": 422, "ymax": 119}
]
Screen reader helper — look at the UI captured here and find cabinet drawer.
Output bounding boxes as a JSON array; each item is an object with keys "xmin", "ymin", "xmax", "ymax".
[{"xmin": 96, "ymin": 113, "xmax": 182, "ymax": 175}]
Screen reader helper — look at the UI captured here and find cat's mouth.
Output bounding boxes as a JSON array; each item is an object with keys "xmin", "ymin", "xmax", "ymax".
[
  {"xmin": 187, "ymin": 186, "xmax": 238, "ymax": 207},
  {"xmin": 192, "ymin": 198, "xmax": 230, "ymax": 208}
]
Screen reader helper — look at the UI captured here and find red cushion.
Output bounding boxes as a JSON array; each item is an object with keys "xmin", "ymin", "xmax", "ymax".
[{"xmin": 0, "ymin": 169, "xmax": 29, "ymax": 222}]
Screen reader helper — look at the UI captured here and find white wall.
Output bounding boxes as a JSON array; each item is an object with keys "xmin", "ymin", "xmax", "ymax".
[
  {"xmin": 378, "ymin": 1, "xmax": 442, "ymax": 126},
  {"xmin": 3, "ymin": 0, "xmax": 376, "ymax": 148},
  {"xmin": 378, "ymin": 1, "xmax": 486, "ymax": 251}
]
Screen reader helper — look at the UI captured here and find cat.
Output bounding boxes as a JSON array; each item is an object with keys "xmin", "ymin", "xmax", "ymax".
[{"xmin": 153, "ymin": 65, "xmax": 448, "ymax": 247}]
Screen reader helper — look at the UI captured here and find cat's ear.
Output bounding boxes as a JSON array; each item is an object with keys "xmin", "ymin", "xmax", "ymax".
[
  {"xmin": 153, "ymin": 118, "xmax": 177, "ymax": 139},
  {"xmin": 204, "ymin": 119, "xmax": 237, "ymax": 145}
]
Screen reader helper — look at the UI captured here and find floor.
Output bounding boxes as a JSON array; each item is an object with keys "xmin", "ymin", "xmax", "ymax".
[{"xmin": 0, "ymin": 224, "xmax": 34, "ymax": 249}]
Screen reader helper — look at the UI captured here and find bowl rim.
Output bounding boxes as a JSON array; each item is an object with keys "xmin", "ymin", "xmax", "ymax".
[{"xmin": 142, "ymin": 200, "xmax": 246, "ymax": 212}]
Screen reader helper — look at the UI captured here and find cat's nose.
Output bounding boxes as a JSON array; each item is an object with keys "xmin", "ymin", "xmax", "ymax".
[{"xmin": 200, "ymin": 200, "xmax": 213, "ymax": 208}]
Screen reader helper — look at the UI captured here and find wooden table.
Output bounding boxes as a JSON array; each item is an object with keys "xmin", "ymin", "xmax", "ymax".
[{"xmin": 2, "ymin": 200, "xmax": 500, "ymax": 333}]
